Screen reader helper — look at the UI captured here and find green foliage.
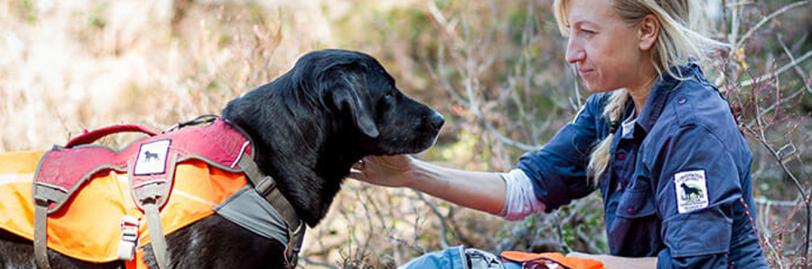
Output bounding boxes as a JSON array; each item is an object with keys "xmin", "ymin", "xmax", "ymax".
[{"xmin": 16, "ymin": 0, "xmax": 37, "ymax": 23}]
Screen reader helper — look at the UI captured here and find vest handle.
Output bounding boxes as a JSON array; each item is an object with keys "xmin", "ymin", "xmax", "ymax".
[{"xmin": 65, "ymin": 124, "xmax": 158, "ymax": 148}]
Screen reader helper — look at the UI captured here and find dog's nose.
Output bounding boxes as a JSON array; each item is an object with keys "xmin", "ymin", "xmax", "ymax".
[{"xmin": 428, "ymin": 112, "xmax": 445, "ymax": 130}]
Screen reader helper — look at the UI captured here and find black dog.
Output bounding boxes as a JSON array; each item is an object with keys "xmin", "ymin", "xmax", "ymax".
[
  {"xmin": 680, "ymin": 183, "xmax": 701, "ymax": 199},
  {"xmin": 0, "ymin": 49, "xmax": 444, "ymax": 268},
  {"xmin": 144, "ymin": 151, "xmax": 159, "ymax": 162}
]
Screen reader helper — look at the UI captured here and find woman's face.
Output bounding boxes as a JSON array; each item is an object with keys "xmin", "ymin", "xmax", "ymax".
[{"xmin": 564, "ymin": 0, "xmax": 652, "ymax": 93}]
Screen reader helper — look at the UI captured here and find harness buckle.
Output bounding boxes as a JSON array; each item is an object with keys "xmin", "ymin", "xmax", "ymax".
[
  {"xmin": 117, "ymin": 216, "xmax": 140, "ymax": 261},
  {"xmin": 255, "ymin": 176, "xmax": 276, "ymax": 196},
  {"xmin": 34, "ymin": 196, "xmax": 50, "ymax": 207}
]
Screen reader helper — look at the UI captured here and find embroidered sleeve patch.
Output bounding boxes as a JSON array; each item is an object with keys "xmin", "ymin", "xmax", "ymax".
[
  {"xmin": 674, "ymin": 170, "xmax": 709, "ymax": 214},
  {"xmin": 134, "ymin": 140, "xmax": 171, "ymax": 175}
]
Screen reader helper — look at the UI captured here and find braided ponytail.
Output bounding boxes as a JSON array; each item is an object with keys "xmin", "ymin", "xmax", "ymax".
[{"xmin": 586, "ymin": 90, "xmax": 629, "ymax": 184}]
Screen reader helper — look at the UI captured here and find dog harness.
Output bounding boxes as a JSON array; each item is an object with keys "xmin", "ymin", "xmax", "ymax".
[{"xmin": 0, "ymin": 116, "xmax": 305, "ymax": 269}]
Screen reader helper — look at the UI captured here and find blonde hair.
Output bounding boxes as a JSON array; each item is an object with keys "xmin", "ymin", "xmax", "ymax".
[{"xmin": 553, "ymin": 0, "xmax": 725, "ymax": 184}]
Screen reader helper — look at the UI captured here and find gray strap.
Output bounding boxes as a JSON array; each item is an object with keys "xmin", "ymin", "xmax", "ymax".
[
  {"xmin": 237, "ymin": 156, "xmax": 269, "ymax": 191},
  {"xmin": 286, "ymin": 224, "xmax": 306, "ymax": 267},
  {"xmin": 264, "ymin": 189, "xmax": 300, "ymax": 230},
  {"xmin": 35, "ymin": 186, "xmax": 67, "ymax": 214},
  {"xmin": 33, "ymin": 200, "xmax": 51, "ymax": 269},
  {"xmin": 143, "ymin": 202, "xmax": 169, "ymax": 269},
  {"xmin": 237, "ymin": 156, "xmax": 304, "ymax": 266},
  {"xmin": 238, "ymin": 157, "xmax": 299, "ymax": 228},
  {"xmin": 32, "ymin": 184, "xmax": 69, "ymax": 269}
]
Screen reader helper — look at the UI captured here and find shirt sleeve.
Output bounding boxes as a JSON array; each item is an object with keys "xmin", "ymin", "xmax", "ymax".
[
  {"xmin": 499, "ymin": 169, "xmax": 546, "ymax": 221},
  {"xmin": 649, "ymin": 125, "xmax": 742, "ymax": 269},
  {"xmin": 516, "ymin": 94, "xmax": 603, "ymax": 212}
]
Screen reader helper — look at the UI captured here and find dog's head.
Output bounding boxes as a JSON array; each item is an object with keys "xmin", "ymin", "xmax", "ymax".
[
  {"xmin": 295, "ymin": 49, "xmax": 444, "ymax": 155},
  {"xmin": 223, "ymin": 49, "xmax": 444, "ymax": 225}
]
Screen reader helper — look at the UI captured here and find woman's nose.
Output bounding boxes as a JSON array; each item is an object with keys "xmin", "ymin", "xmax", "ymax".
[{"xmin": 565, "ymin": 38, "xmax": 585, "ymax": 64}]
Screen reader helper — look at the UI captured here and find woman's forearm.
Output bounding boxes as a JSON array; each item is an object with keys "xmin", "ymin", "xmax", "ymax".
[{"xmin": 406, "ymin": 159, "xmax": 506, "ymax": 215}]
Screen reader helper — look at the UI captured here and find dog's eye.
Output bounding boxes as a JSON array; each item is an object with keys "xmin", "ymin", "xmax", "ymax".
[{"xmin": 383, "ymin": 92, "xmax": 393, "ymax": 100}]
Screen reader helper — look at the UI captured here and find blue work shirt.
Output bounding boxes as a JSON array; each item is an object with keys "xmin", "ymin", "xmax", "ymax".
[{"xmin": 517, "ymin": 64, "xmax": 768, "ymax": 268}]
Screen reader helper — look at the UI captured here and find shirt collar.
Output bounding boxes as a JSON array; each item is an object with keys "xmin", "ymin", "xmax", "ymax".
[
  {"xmin": 636, "ymin": 63, "xmax": 702, "ymax": 133},
  {"xmin": 621, "ymin": 110, "xmax": 637, "ymax": 139}
]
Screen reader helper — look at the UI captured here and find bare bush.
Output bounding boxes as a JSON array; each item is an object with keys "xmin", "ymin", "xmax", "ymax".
[{"xmin": 0, "ymin": 0, "xmax": 810, "ymax": 268}]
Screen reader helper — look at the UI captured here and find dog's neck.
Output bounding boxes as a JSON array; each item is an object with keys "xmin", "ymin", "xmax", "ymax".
[{"xmin": 222, "ymin": 84, "xmax": 363, "ymax": 227}]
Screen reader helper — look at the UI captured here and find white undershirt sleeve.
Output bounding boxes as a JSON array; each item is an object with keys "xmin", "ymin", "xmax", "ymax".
[{"xmin": 498, "ymin": 169, "xmax": 546, "ymax": 221}]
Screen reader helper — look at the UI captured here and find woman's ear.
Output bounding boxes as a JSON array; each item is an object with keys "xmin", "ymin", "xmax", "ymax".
[{"xmin": 639, "ymin": 14, "xmax": 660, "ymax": 51}]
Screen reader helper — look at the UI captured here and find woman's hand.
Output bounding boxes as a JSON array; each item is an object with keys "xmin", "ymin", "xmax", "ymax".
[
  {"xmin": 350, "ymin": 155, "xmax": 416, "ymax": 188},
  {"xmin": 350, "ymin": 154, "xmax": 507, "ymax": 215}
]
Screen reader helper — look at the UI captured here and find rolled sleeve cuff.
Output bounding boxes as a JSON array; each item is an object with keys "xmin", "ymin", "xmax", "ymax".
[
  {"xmin": 517, "ymin": 156, "xmax": 582, "ymax": 212},
  {"xmin": 500, "ymin": 169, "xmax": 546, "ymax": 221}
]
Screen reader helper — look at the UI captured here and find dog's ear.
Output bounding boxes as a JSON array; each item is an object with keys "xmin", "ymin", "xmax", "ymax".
[{"xmin": 323, "ymin": 68, "xmax": 380, "ymax": 138}]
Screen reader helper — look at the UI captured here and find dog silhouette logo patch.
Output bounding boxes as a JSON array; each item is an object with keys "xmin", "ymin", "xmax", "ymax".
[
  {"xmin": 144, "ymin": 151, "xmax": 159, "ymax": 162},
  {"xmin": 134, "ymin": 140, "xmax": 171, "ymax": 175},
  {"xmin": 674, "ymin": 170, "xmax": 709, "ymax": 214}
]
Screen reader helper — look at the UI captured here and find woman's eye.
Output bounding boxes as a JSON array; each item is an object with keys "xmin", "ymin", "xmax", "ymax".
[{"xmin": 581, "ymin": 29, "xmax": 596, "ymax": 35}]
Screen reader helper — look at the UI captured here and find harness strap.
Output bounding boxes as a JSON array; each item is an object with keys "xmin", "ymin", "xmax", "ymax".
[
  {"xmin": 237, "ymin": 156, "xmax": 303, "ymax": 266},
  {"xmin": 237, "ymin": 157, "xmax": 300, "ymax": 228},
  {"xmin": 33, "ymin": 199, "xmax": 51, "ymax": 269},
  {"xmin": 32, "ymin": 183, "xmax": 67, "ymax": 269},
  {"xmin": 263, "ymin": 186, "xmax": 300, "ymax": 231},
  {"xmin": 143, "ymin": 198, "xmax": 169, "ymax": 269},
  {"xmin": 286, "ymin": 222, "xmax": 306, "ymax": 267},
  {"xmin": 264, "ymin": 189, "xmax": 303, "ymax": 267}
]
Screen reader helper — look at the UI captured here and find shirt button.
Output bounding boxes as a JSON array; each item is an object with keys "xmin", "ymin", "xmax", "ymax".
[{"xmin": 678, "ymin": 97, "xmax": 687, "ymax": 104}]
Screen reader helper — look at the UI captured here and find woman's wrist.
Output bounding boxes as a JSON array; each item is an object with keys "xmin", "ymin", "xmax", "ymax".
[{"xmin": 403, "ymin": 157, "xmax": 429, "ymax": 189}]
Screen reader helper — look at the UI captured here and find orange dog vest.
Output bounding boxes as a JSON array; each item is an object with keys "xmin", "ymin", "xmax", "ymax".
[
  {"xmin": 0, "ymin": 151, "xmax": 248, "ymax": 267},
  {"xmin": 0, "ymin": 116, "xmax": 303, "ymax": 269}
]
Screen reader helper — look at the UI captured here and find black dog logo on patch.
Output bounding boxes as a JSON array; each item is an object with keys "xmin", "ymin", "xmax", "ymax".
[
  {"xmin": 680, "ymin": 183, "xmax": 701, "ymax": 200},
  {"xmin": 144, "ymin": 151, "xmax": 159, "ymax": 162}
]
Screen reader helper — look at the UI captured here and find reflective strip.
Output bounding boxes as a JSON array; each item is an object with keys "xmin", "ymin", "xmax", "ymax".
[
  {"xmin": 173, "ymin": 190, "xmax": 216, "ymax": 207},
  {"xmin": 34, "ymin": 182, "xmax": 69, "ymax": 193},
  {"xmin": 230, "ymin": 141, "xmax": 250, "ymax": 168},
  {"xmin": 0, "ymin": 173, "xmax": 33, "ymax": 186}
]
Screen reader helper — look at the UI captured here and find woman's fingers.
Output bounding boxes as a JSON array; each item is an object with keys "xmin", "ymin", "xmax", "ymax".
[{"xmin": 348, "ymin": 155, "xmax": 414, "ymax": 187}]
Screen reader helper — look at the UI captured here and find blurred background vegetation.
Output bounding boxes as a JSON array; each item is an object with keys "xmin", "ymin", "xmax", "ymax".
[{"xmin": 1, "ymin": 0, "xmax": 810, "ymax": 268}]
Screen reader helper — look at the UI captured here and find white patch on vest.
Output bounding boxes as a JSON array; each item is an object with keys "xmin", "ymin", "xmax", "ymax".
[
  {"xmin": 134, "ymin": 140, "xmax": 171, "ymax": 175},
  {"xmin": 674, "ymin": 170, "xmax": 709, "ymax": 214}
]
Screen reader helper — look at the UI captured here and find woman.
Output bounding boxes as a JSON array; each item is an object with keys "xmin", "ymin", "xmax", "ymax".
[{"xmin": 351, "ymin": 0, "xmax": 769, "ymax": 268}]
